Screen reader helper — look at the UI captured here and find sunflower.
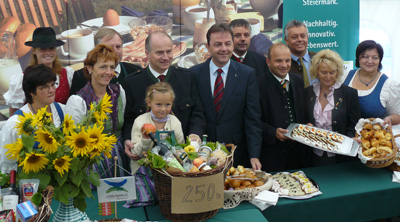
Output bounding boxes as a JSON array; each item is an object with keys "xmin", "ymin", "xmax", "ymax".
[
  {"xmin": 4, "ymin": 138, "xmax": 24, "ymax": 162},
  {"xmin": 35, "ymin": 129, "xmax": 59, "ymax": 153},
  {"xmin": 102, "ymin": 134, "xmax": 117, "ymax": 159},
  {"xmin": 53, "ymin": 156, "xmax": 72, "ymax": 176},
  {"xmin": 32, "ymin": 106, "xmax": 52, "ymax": 127},
  {"xmin": 65, "ymin": 131, "xmax": 95, "ymax": 157},
  {"xmin": 86, "ymin": 124, "xmax": 107, "ymax": 151},
  {"xmin": 97, "ymin": 93, "xmax": 112, "ymax": 122},
  {"xmin": 19, "ymin": 153, "xmax": 49, "ymax": 173},
  {"xmin": 15, "ymin": 112, "xmax": 35, "ymax": 135},
  {"xmin": 62, "ymin": 114, "xmax": 76, "ymax": 136},
  {"xmin": 100, "ymin": 93, "xmax": 112, "ymax": 113},
  {"xmin": 92, "ymin": 111, "xmax": 103, "ymax": 125}
]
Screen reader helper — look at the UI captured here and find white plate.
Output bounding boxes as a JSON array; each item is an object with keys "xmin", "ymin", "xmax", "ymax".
[
  {"xmin": 177, "ymin": 52, "xmax": 197, "ymax": 69},
  {"xmin": 271, "ymin": 171, "xmax": 322, "ymax": 200},
  {"xmin": 284, "ymin": 123, "xmax": 359, "ymax": 157},
  {"xmin": 77, "ymin": 16, "xmax": 135, "ymax": 34}
]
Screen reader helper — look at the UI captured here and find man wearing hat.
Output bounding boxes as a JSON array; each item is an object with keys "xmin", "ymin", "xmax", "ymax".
[
  {"xmin": 5, "ymin": 27, "xmax": 74, "ymax": 115},
  {"xmin": 69, "ymin": 28, "xmax": 141, "ymax": 95}
]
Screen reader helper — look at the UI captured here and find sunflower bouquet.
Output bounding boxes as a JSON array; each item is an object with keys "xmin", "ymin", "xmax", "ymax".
[{"xmin": 4, "ymin": 94, "xmax": 115, "ymax": 212}]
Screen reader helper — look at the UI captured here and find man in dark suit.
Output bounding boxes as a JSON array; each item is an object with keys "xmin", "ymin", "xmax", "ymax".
[
  {"xmin": 258, "ymin": 43, "xmax": 307, "ymax": 172},
  {"xmin": 190, "ymin": 24, "xmax": 262, "ymax": 170},
  {"xmin": 284, "ymin": 20, "xmax": 317, "ymax": 88},
  {"xmin": 229, "ymin": 19, "xmax": 267, "ymax": 77},
  {"xmin": 69, "ymin": 28, "xmax": 141, "ymax": 95},
  {"xmin": 122, "ymin": 31, "xmax": 205, "ymax": 160}
]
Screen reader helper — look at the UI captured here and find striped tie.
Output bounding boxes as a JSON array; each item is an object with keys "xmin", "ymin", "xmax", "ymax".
[{"xmin": 213, "ymin": 68, "xmax": 224, "ymax": 113}]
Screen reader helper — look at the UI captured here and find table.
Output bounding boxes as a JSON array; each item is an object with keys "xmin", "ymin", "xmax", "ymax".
[
  {"xmin": 49, "ymin": 191, "xmax": 147, "ymax": 221},
  {"xmin": 263, "ymin": 161, "xmax": 400, "ymax": 222},
  {"xmin": 145, "ymin": 202, "xmax": 268, "ymax": 222},
  {"xmin": 49, "ymin": 191, "xmax": 267, "ymax": 221}
]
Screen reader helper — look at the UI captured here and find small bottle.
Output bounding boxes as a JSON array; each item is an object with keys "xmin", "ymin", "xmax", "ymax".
[
  {"xmin": 202, "ymin": 135, "xmax": 208, "ymax": 145},
  {"xmin": 198, "ymin": 135, "xmax": 212, "ymax": 162},
  {"xmin": 148, "ymin": 132, "xmax": 185, "ymax": 172},
  {"xmin": 3, "ymin": 170, "xmax": 19, "ymax": 211}
]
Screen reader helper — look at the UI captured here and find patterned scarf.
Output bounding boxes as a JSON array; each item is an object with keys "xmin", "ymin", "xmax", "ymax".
[{"xmin": 77, "ymin": 82, "xmax": 120, "ymax": 132}]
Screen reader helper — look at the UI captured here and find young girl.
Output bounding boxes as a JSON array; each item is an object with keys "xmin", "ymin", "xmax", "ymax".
[{"xmin": 124, "ymin": 82, "xmax": 184, "ymax": 207}]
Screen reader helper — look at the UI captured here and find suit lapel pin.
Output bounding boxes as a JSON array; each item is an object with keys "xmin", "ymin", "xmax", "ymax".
[{"xmin": 235, "ymin": 73, "xmax": 237, "ymax": 77}]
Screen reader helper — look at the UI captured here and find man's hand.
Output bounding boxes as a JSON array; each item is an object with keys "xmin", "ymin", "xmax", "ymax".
[
  {"xmin": 250, "ymin": 158, "xmax": 262, "ymax": 171},
  {"xmin": 276, "ymin": 128, "xmax": 289, "ymax": 142},
  {"xmin": 124, "ymin": 140, "xmax": 140, "ymax": 160}
]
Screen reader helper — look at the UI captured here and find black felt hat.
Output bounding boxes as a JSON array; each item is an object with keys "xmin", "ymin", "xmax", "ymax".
[{"xmin": 25, "ymin": 27, "xmax": 65, "ymax": 47}]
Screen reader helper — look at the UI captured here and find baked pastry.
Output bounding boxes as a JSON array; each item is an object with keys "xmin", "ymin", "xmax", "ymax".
[{"xmin": 364, "ymin": 123, "xmax": 373, "ymax": 130}]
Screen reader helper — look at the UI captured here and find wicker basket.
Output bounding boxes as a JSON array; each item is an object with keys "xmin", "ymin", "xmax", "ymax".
[
  {"xmin": 150, "ymin": 144, "xmax": 235, "ymax": 222},
  {"xmin": 357, "ymin": 119, "xmax": 399, "ymax": 168},
  {"xmin": 27, "ymin": 185, "xmax": 54, "ymax": 222}
]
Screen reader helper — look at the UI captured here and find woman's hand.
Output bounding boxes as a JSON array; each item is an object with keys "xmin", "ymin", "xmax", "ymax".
[
  {"xmin": 124, "ymin": 140, "xmax": 140, "ymax": 160},
  {"xmin": 353, "ymin": 137, "xmax": 361, "ymax": 144},
  {"xmin": 383, "ymin": 116, "xmax": 392, "ymax": 126}
]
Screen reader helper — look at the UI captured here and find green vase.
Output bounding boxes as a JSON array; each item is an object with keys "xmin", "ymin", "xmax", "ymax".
[{"xmin": 53, "ymin": 197, "xmax": 90, "ymax": 222}]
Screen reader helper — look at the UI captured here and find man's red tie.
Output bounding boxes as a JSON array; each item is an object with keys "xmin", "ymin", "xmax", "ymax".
[
  {"xmin": 213, "ymin": 68, "xmax": 224, "ymax": 113},
  {"xmin": 234, "ymin": 56, "xmax": 244, "ymax": 63},
  {"xmin": 158, "ymin": 75, "xmax": 165, "ymax": 82}
]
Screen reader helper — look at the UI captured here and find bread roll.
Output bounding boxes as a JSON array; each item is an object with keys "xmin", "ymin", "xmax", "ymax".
[
  {"xmin": 15, "ymin": 23, "xmax": 36, "ymax": 57},
  {"xmin": 364, "ymin": 123, "xmax": 373, "ymax": 130},
  {"xmin": 373, "ymin": 124, "xmax": 382, "ymax": 131},
  {"xmin": 0, "ymin": 17, "xmax": 21, "ymax": 33}
]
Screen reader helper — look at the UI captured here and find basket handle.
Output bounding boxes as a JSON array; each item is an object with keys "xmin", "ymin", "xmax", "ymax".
[{"xmin": 394, "ymin": 134, "xmax": 400, "ymax": 138}]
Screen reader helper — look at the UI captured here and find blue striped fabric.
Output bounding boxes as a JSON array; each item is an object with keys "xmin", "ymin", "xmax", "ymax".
[{"xmin": 123, "ymin": 166, "xmax": 158, "ymax": 208}]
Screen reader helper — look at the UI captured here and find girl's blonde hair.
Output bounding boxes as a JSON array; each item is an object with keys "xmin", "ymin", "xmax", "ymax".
[
  {"xmin": 145, "ymin": 82, "xmax": 175, "ymax": 106},
  {"xmin": 29, "ymin": 48, "xmax": 62, "ymax": 75},
  {"xmin": 309, "ymin": 49, "xmax": 344, "ymax": 81}
]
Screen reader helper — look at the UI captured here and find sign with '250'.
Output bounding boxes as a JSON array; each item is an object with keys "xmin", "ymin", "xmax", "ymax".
[{"xmin": 171, "ymin": 172, "xmax": 224, "ymax": 214}]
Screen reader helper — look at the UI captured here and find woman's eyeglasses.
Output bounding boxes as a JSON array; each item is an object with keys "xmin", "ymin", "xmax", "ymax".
[{"xmin": 38, "ymin": 83, "xmax": 57, "ymax": 92}]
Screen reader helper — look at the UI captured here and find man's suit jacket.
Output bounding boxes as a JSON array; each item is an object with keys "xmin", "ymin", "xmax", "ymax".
[
  {"xmin": 231, "ymin": 50, "xmax": 267, "ymax": 77},
  {"xmin": 121, "ymin": 66, "xmax": 205, "ymax": 141},
  {"xmin": 290, "ymin": 51, "xmax": 317, "ymax": 76},
  {"xmin": 304, "ymin": 84, "xmax": 361, "ymax": 138},
  {"xmin": 190, "ymin": 59, "xmax": 262, "ymax": 168},
  {"xmin": 258, "ymin": 71, "xmax": 307, "ymax": 172},
  {"xmin": 69, "ymin": 62, "xmax": 141, "ymax": 96}
]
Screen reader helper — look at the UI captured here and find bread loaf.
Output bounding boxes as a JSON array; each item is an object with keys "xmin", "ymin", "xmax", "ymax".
[
  {"xmin": 0, "ymin": 17, "xmax": 21, "ymax": 33},
  {"xmin": 15, "ymin": 23, "xmax": 36, "ymax": 57}
]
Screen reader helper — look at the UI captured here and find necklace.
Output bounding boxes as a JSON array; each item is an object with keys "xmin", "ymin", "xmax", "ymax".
[
  {"xmin": 29, "ymin": 104, "xmax": 36, "ymax": 114},
  {"xmin": 358, "ymin": 71, "xmax": 379, "ymax": 86},
  {"xmin": 323, "ymin": 93, "xmax": 328, "ymax": 98}
]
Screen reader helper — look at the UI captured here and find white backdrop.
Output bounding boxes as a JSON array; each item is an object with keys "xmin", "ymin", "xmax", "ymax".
[{"xmin": 360, "ymin": 0, "xmax": 400, "ymax": 81}]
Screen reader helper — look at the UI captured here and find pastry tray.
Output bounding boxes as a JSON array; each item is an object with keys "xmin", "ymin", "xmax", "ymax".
[{"xmin": 284, "ymin": 123, "xmax": 359, "ymax": 157}]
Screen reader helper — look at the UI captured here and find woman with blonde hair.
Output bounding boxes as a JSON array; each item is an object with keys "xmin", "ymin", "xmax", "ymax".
[
  {"xmin": 304, "ymin": 49, "xmax": 361, "ymax": 166},
  {"xmin": 5, "ymin": 27, "xmax": 74, "ymax": 115}
]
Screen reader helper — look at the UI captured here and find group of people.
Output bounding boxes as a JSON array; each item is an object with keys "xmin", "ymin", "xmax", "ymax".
[{"xmin": 0, "ymin": 18, "xmax": 399, "ymax": 206}]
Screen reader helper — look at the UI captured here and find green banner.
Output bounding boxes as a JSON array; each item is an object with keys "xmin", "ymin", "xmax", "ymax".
[{"xmin": 283, "ymin": 0, "xmax": 359, "ymax": 62}]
